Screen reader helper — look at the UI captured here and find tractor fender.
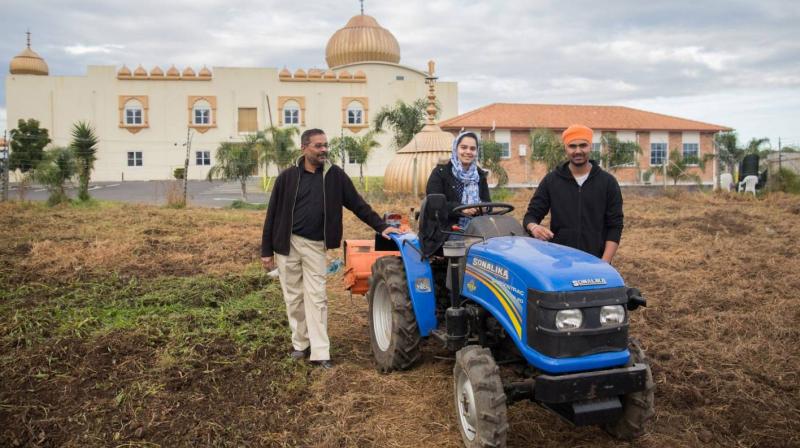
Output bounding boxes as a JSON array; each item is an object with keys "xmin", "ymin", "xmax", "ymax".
[{"xmin": 387, "ymin": 232, "xmax": 437, "ymax": 336}]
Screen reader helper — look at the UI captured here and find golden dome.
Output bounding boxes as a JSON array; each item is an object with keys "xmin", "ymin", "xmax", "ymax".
[
  {"xmin": 198, "ymin": 66, "xmax": 212, "ymax": 78},
  {"xmin": 293, "ymin": 68, "xmax": 307, "ymax": 78},
  {"xmin": 117, "ymin": 65, "xmax": 132, "ymax": 77},
  {"xmin": 338, "ymin": 70, "xmax": 352, "ymax": 80},
  {"xmin": 354, "ymin": 70, "xmax": 366, "ymax": 79},
  {"xmin": 308, "ymin": 68, "xmax": 323, "ymax": 79},
  {"xmin": 325, "ymin": 14, "xmax": 400, "ymax": 68},
  {"xmin": 323, "ymin": 69, "xmax": 336, "ymax": 79},
  {"xmin": 279, "ymin": 67, "xmax": 291, "ymax": 79},
  {"xmin": 9, "ymin": 46, "xmax": 49, "ymax": 76},
  {"xmin": 133, "ymin": 65, "xmax": 147, "ymax": 78},
  {"xmin": 166, "ymin": 65, "xmax": 180, "ymax": 78},
  {"xmin": 182, "ymin": 67, "xmax": 196, "ymax": 77},
  {"xmin": 150, "ymin": 66, "xmax": 164, "ymax": 77}
]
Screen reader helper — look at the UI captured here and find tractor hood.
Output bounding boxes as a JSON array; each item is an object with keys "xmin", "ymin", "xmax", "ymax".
[{"xmin": 465, "ymin": 236, "xmax": 625, "ymax": 293}]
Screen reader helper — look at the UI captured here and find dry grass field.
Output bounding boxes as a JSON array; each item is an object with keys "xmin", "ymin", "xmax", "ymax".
[{"xmin": 1, "ymin": 189, "xmax": 799, "ymax": 447}]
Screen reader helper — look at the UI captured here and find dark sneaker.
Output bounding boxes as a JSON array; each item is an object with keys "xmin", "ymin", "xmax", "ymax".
[
  {"xmin": 290, "ymin": 347, "xmax": 310, "ymax": 360},
  {"xmin": 312, "ymin": 360, "xmax": 333, "ymax": 369}
]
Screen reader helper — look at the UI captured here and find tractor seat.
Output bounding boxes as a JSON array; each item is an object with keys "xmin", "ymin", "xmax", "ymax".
[{"xmin": 463, "ymin": 215, "xmax": 526, "ymax": 240}]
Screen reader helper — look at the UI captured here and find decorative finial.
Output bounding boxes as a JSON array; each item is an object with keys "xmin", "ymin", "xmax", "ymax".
[
  {"xmin": 425, "ymin": 59, "xmax": 438, "ymax": 125},
  {"xmin": 428, "ymin": 60, "xmax": 435, "ymax": 77},
  {"xmin": 360, "ymin": 0, "xmax": 364, "ymax": 15},
  {"xmin": 26, "ymin": 29, "xmax": 31, "ymax": 48}
]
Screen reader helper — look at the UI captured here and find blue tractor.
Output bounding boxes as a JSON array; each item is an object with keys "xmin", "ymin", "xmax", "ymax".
[{"xmin": 353, "ymin": 194, "xmax": 654, "ymax": 447}]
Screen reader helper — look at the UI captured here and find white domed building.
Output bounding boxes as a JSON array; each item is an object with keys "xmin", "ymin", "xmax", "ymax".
[{"xmin": 5, "ymin": 16, "xmax": 458, "ymax": 181}]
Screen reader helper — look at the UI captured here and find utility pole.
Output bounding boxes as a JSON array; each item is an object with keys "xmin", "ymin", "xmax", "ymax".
[
  {"xmin": 182, "ymin": 128, "xmax": 193, "ymax": 206},
  {"xmin": 778, "ymin": 137, "xmax": 782, "ymax": 173},
  {"xmin": 1, "ymin": 130, "xmax": 9, "ymax": 202}
]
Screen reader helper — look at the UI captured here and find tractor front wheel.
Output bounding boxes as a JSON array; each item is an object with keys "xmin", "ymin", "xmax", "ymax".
[
  {"xmin": 604, "ymin": 338, "xmax": 656, "ymax": 440},
  {"xmin": 453, "ymin": 345, "xmax": 508, "ymax": 448},
  {"xmin": 367, "ymin": 256, "xmax": 421, "ymax": 372}
]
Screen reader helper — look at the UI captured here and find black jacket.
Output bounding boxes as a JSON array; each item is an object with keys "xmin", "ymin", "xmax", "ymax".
[
  {"xmin": 261, "ymin": 158, "xmax": 388, "ymax": 257},
  {"xmin": 425, "ymin": 161, "xmax": 491, "ymax": 228},
  {"xmin": 523, "ymin": 161, "xmax": 623, "ymax": 258}
]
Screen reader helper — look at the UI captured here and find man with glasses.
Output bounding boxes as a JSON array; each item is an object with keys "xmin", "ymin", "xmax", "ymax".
[
  {"xmin": 523, "ymin": 124, "xmax": 624, "ymax": 263},
  {"xmin": 261, "ymin": 128, "xmax": 400, "ymax": 369}
]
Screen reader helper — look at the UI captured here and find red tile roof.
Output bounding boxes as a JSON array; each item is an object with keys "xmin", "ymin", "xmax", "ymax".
[{"xmin": 440, "ymin": 103, "xmax": 731, "ymax": 132}]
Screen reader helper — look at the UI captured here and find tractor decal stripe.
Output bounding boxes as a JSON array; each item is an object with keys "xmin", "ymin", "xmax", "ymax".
[
  {"xmin": 466, "ymin": 269, "xmax": 522, "ymax": 324},
  {"xmin": 465, "ymin": 268, "xmax": 522, "ymax": 337}
]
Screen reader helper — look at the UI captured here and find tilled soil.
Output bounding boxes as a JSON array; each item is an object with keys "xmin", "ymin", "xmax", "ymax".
[{"xmin": 1, "ymin": 191, "xmax": 799, "ymax": 447}]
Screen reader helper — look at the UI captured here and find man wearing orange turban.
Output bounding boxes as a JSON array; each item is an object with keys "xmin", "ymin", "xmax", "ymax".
[{"xmin": 522, "ymin": 124, "xmax": 624, "ymax": 262}]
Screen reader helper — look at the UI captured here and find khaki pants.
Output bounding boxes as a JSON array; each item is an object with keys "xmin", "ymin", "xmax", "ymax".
[{"xmin": 275, "ymin": 234, "xmax": 329, "ymax": 361}]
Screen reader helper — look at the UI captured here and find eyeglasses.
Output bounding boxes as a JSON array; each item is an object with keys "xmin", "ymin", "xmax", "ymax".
[
  {"xmin": 310, "ymin": 142, "xmax": 329, "ymax": 149},
  {"xmin": 567, "ymin": 143, "xmax": 590, "ymax": 149}
]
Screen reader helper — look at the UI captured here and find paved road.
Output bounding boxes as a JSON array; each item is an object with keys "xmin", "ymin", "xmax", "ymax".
[{"xmin": 4, "ymin": 180, "xmax": 271, "ymax": 208}]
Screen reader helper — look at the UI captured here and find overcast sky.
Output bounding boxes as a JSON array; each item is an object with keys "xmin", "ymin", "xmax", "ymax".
[{"xmin": 2, "ymin": 0, "xmax": 799, "ymax": 147}]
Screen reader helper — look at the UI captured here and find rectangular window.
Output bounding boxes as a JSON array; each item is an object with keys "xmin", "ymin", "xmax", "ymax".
[
  {"xmin": 194, "ymin": 108, "xmax": 210, "ymax": 125},
  {"xmin": 127, "ymin": 151, "xmax": 143, "ymax": 167},
  {"xmin": 347, "ymin": 109, "xmax": 363, "ymax": 125},
  {"xmin": 650, "ymin": 143, "xmax": 667, "ymax": 166},
  {"xmin": 196, "ymin": 151, "xmax": 211, "ymax": 166},
  {"xmin": 284, "ymin": 109, "xmax": 299, "ymax": 125},
  {"xmin": 395, "ymin": 75, "xmax": 405, "ymax": 80},
  {"xmin": 348, "ymin": 152, "xmax": 357, "ymax": 164},
  {"xmin": 682, "ymin": 143, "xmax": 699, "ymax": 164},
  {"xmin": 591, "ymin": 142, "xmax": 602, "ymax": 161},
  {"xmin": 237, "ymin": 107, "xmax": 258, "ymax": 133},
  {"xmin": 499, "ymin": 142, "xmax": 510, "ymax": 159},
  {"xmin": 125, "ymin": 108, "xmax": 143, "ymax": 125}
]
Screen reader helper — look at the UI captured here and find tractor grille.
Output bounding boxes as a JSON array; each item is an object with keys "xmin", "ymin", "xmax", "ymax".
[{"xmin": 526, "ymin": 287, "xmax": 629, "ymax": 358}]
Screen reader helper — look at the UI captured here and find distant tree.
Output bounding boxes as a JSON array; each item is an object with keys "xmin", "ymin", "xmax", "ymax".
[
  {"xmin": 70, "ymin": 121, "xmax": 99, "ymax": 201},
  {"xmin": 650, "ymin": 147, "xmax": 715, "ymax": 186},
  {"xmin": 208, "ymin": 135, "xmax": 260, "ymax": 200},
  {"xmin": 348, "ymin": 131, "xmax": 381, "ymax": 185},
  {"xmin": 373, "ymin": 98, "xmax": 436, "ymax": 151},
  {"xmin": 600, "ymin": 134, "xmax": 642, "ymax": 171},
  {"xmin": 714, "ymin": 131, "xmax": 744, "ymax": 175},
  {"xmin": 529, "ymin": 128, "xmax": 565, "ymax": 173},
  {"xmin": 329, "ymin": 135, "xmax": 358, "ymax": 168},
  {"xmin": 480, "ymin": 140, "xmax": 509, "ymax": 187},
  {"xmin": 9, "ymin": 118, "xmax": 50, "ymax": 173},
  {"xmin": 33, "ymin": 146, "xmax": 76, "ymax": 206},
  {"xmin": 261, "ymin": 126, "xmax": 300, "ymax": 172}
]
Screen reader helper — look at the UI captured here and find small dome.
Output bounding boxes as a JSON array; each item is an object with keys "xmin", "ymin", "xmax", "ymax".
[
  {"xmin": 293, "ymin": 68, "xmax": 307, "ymax": 78},
  {"xmin": 323, "ymin": 69, "xmax": 336, "ymax": 79},
  {"xmin": 325, "ymin": 14, "xmax": 401, "ymax": 68},
  {"xmin": 354, "ymin": 70, "xmax": 366, "ymax": 79},
  {"xmin": 166, "ymin": 64, "xmax": 180, "ymax": 78},
  {"xmin": 182, "ymin": 67, "xmax": 196, "ymax": 77},
  {"xmin": 133, "ymin": 65, "xmax": 147, "ymax": 77},
  {"xmin": 308, "ymin": 68, "xmax": 323, "ymax": 79},
  {"xmin": 279, "ymin": 67, "xmax": 291, "ymax": 78},
  {"xmin": 338, "ymin": 70, "xmax": 352, "ymax": 80},
  {"xmin": 117, "ymin": 65, "xmax": 132, "ymax": 77},
  {"xmin": 9, "ymin": 46, "xmax": 49, "ymax": 76},
  {"xmin": 198, "ymin": 66, "xmax": 212, "ymax": 78},
  {"xmin": 150, "ymin": 66, "xmax": 164, "ymax": 77}
]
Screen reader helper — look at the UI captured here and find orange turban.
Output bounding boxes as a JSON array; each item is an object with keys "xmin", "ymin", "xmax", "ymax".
[{"xmin": 562, "ymin": 125, "xmax": 593, "ymax": 145}]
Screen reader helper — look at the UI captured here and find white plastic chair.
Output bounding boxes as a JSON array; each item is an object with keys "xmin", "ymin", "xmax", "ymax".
[
  {"xmin": 720, "ymin": 173, "xmax": 733, "ymax": 192},
  {"xmin": 739, "ymin": 175, "xmax": 758, "ymax": 195}
]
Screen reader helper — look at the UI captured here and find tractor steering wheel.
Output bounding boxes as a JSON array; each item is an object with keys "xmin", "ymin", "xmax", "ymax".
[{"xmin": 452, "ymin": 202, "xmax": 515, "ymax": 218}]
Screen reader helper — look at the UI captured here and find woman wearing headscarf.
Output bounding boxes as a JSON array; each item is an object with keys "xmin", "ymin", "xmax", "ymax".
[{"xmin": 425, "ymin": 131, "xmax": 491, "ymax": 230}]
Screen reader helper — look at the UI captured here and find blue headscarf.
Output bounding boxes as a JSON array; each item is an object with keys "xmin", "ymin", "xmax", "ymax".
[{"xmin": 451, "ymin": 131, "xmax": 481, "ymax": 228}]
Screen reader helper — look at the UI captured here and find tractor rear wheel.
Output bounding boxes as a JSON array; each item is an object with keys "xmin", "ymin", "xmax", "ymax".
[
  {"xmin": 604, "ymin": 338, "xmax": 655, "ymax": 440},
  {"xmin": 453, "ymin": 346, "xmax": 508, "ymax": 448},
  {"xmin": 367, "ymin": 256, "xmax": 421, "ymax": 372}
]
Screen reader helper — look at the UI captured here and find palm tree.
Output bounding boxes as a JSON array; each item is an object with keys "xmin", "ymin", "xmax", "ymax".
[
  {"xmin": 329, "ymin": 135, "xmax": 357, "ymax": 168},
  {"xmin": 600, "ymin": 134, "xmax": 642, "ymax": 171},
  {"xmin": 480, "ymin": 140, "xmax": 509, "ymax": 187},
  {"xmin": 373, "ymin": 98, "xmax": 434, "ymax": 150},
  {"xmin": 207, "ymin": 137, "xmax": 260, "ymax": 200},
  {"xmin": 714, "ymin": 131, "xmax": 743, "ymax": 175},
  {"xmin": 649, "ymin": 147, "xmax": 715, "ymax": 186},
  {"xmin": 70, "ymin": 121, "xmax": 99, "ymax": 201},
  {"xmin": 261, "ymin": 126, "xmax": 300, "ymax": 172},
  {"xmin": 33, "ymin": 146, "xmax": 76, "ymax": 205},
  {"xmin": 529, "ymin": 128, "xmax": 565, "ymax": 173},
  {"xmin": 348, "ymin": 131, "xmax": 381, "ymax": 185}
]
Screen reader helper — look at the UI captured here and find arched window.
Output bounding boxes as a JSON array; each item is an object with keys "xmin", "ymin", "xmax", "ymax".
[
  {"xmin": 283, "ymin": 101, "xmax": 300, "ymax": 125},
  {"xmin": 347, "ymin": 101, "xmax": 364, "ymax": 125},
  {"xmin": 124, "ymin": 99, "xmax": 144, "ymax": 126},
  {"xmin": 193, "ymin": 100, "xmax": 212, "ymax": 126}
]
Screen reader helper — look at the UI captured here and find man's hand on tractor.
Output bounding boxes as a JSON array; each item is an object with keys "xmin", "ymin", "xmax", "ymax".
[
  {"xmin": 261, "ymin": 256, "xmax": 275, "ymax": 271},
  {"xmin": 460, "ymin": 207, "xmax": 479, "ymax": 216},
  {"xmin": 527, "ymin": 222, "xmax": 554, "ymax": 241},
  {"xmin": 381, "ymin": 226, "xmax": 403, "ymax": 239}
]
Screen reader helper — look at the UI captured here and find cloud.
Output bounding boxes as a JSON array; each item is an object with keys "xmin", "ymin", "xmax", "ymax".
[{"xmin": 64, "ymin": 44, "xmax": 124, "ymax": 55}]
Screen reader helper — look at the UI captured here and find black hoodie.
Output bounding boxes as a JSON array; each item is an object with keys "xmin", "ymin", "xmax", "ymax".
[{"xmin": 523, "ymin": 160, "xmax": 623, "ymax": 258}]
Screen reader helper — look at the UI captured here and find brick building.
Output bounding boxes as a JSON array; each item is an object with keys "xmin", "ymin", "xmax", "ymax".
[{"xmin": 440, "ymin": 103, "xmax": 731, "ymax": 186}]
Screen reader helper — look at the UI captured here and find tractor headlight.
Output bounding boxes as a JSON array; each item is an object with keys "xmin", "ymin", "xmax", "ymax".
[
  {"xmin": 600, "ymin": 305, "xmax": 626, "ymax": 326},
  {"xmin": 555, "ymin": 309, "xmax": 583, "ymax": 330}
]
